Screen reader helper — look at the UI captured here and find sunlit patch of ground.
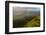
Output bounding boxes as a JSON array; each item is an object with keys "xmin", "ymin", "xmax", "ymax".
[{"xmin": 24, "ymin": 16, "xmax": 40, "ymax": 27}]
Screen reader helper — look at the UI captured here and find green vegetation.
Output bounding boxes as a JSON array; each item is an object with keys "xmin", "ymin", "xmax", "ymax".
[
  {"xmin": 13, "ymin": 16, "xmax": 40, "ymax": 28},
  {"xmin": 24, "ymin": 16, "xmax": 40, "ymax": 27}
]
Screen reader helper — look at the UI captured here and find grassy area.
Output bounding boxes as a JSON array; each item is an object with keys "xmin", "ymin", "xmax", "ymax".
[
  {"xmin": 13, "ymin": 16, "xmax": 40, "ymax": 28},
  {"xmin": 24, "ymin": 16, "xmax": 40, "ymax": 27}
]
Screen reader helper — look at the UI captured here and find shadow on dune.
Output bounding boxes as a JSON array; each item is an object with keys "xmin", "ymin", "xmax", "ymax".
[{"xmin": 13, "ymin": 17, "xmax": 33, "ymax": 28}]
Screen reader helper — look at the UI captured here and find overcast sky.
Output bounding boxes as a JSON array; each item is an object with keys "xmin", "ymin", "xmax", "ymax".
[{"xmin": 13, "ymin": 7, "xmax": 40, "ymax": 16}]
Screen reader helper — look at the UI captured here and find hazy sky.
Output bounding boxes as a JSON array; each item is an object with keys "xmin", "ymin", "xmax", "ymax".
[{"xmin": 13, "ymin": 7, "xmax": 40, "ymax": 16}]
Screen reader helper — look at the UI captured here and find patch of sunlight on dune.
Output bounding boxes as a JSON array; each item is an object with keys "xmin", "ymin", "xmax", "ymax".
[{"xmin": 24, "ymin": 16, "xmax": 40, "ymax": 27}]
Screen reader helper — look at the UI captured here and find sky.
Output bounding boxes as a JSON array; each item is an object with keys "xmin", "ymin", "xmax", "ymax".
[{"xmin": 13, "ymin": 7, "xmax": 40, "ymax": 16}]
